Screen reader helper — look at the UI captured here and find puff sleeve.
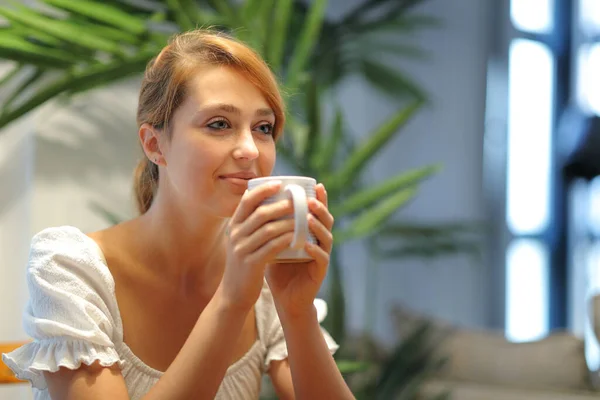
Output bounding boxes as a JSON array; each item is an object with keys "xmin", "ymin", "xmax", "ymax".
[{"xmin": 1, "ymin": 226, "xmax": 124, "ymax": 390}]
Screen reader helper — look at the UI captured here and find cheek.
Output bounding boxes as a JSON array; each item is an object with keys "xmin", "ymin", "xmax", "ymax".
[
  {"xmin": 259, "ymin": 142, "xmax": 277, "ymax": 174},
  {"xmin": 169, "ymin": 138, "xmax": 221, "ymax": 187}
]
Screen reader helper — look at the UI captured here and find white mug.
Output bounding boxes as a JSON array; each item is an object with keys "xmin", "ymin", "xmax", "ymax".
[{"xmin": 247, "ymin": 176, "xmax": 317, "ymax": 263}]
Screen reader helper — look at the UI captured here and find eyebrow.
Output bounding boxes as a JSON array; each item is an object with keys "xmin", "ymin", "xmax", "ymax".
[{"xmin": 201, "ymin": 103, "xmax": 274, "ymax": 117}]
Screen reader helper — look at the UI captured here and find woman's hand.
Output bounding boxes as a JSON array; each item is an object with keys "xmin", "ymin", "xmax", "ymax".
[
  {"xmin": 220, "ymin": 180, "xmax": 297, "ymax": 312},
  {"xmin": 265, "ymin": 183, "xmax": 334, "ymax": 317}
]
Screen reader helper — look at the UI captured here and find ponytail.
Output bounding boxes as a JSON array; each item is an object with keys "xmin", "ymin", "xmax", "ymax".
[{"xmin": 133, "ymin": 158, "xmax": 158, "ymax": 214}]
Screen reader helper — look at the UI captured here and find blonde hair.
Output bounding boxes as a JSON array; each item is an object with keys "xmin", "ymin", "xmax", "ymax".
[{"xmin": 133, "ymin": 29, "xmax": 286, "ymax": 214}]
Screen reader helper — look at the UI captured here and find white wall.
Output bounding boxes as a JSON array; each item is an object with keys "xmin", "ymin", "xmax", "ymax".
[
  {"xmin": 329, "ymin": 0, "xmax": 494, "ymax": 344},
  {"xmin": 0, "ymin": 62, "xmax": 35, "ymax": 400}
]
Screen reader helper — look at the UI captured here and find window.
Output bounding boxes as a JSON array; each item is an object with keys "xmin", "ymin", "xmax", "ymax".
[{"xmin": 504, "ymin": 0, "xmax": 557, "ymax": 342}]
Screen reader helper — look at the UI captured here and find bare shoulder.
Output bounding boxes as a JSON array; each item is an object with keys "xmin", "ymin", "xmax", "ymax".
[{"xmin": 86, "ymin": 220, "xmax": 142, "ymax": 278}]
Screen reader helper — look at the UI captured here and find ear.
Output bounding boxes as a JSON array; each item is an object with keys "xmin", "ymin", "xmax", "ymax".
[{"xmin": 139, "ymin": 123, "xmax": 167, "ymax": 166}]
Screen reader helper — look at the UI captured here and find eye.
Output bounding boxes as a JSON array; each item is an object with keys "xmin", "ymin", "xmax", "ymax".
[
  {"xmin": 255, "ymin": 123, "xmax": 274, "ymax": 135},
  {"xmin": 207, "ymin": 118, "xmax": 230, "ymax": 130}
]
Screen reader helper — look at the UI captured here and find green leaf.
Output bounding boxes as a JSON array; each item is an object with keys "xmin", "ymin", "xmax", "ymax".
[
  {"xmin": 361, "ymin": 59, "xmax": 427, "ymax": 100},
  {"xmin": 312, "ymin": 105, "xmax": 343, "ymax": 173},
  {"xmin": 2, "ymin": 67, "xmax": 45, "ymax": 111},
  {"xmin": 0, "ymin": 32, "xmax": 75, "ymax": 68},
  {"xmin": 285, "ymin": 0, "xmax": 327, "ymax": 93},
  {"xmin": 303, "ymin": 79, "xmax": 321, "ymax": 168},
  {"xmin": 375, "ymin": 321, "xmax": 444, "ymax": 399},
  {"xmin": 336, "ymin": 360, "xmax": 371, "ymax": 374},
  {"xmin": 323, "ymin": 248, "xmax": 346, "ymax": 347},
  {"xmin": 210, "ymin": 0, "xmax": 240, "ymax": 26},
  {"xmin": 334, "ymin": 186, "xmax": 418, "ymax": 243},
  {"xmin": 374, "ymin": 221, "xmax": 484, "ymax": 260},
  {"xmin": 64, "ymin": 14, "xmax": 142, "ymax": 45},
  {"xmin": 379, "ymin": 240, "xmax": 482, "ymax": 260},
  {"xmin": 324, "ymin": 98, "xmax": 424, "ymax": 193},
  {"xmin": 177, "ymin": 0, "xmax": 203, "ymax": 23},
  {"xmin": 238, "ymin": 0, "xmax": 274, "ymax": 55},
  {"xmin": 8, "ymin": 22, "xmax": 62, "ymax": 47},
  {"xmin": 379, "ymin": 221, "xmax": 485, "ymax": 239},
  {"xmin": 284, "ymin": 113, "xmax": 310, "ymax": 160},
  {"xmin": 330, "ymin": 164, "xmax": 440, "ymax": 218},
  {"xmin": 166, "ymin": 0, "xmax": 195, "ymax": 31},
  {"xmin": 0, "ymin": 49, "xmax": 154, "ymax": 130},
  {"xmin": 266, "ymin": 0, "xmax": 293, "ymax": 70},
  {"xmin": 0, "ymin": 4, "xmax": 124, "ymax": 54},
  {"xmin": 40, "ymin": 0, "xmax": 147, "ymax": 35}
]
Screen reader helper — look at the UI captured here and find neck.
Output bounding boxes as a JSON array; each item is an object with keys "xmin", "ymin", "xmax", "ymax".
[{"xmin": 135, "ymin": 192, "xmax": 229, "ymax": 295}]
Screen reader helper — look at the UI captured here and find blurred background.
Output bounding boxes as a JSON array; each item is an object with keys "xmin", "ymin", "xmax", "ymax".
[{"xmin": 2, "ymin": 0, "xmax": 600, "ymax": 399}]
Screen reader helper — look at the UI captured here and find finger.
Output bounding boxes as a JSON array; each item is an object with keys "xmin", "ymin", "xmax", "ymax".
[
  {"xmin": 308, "ymin": 197, "xmax": 334, "ymax": 231},
  {"xmin": 233, "ymin": 198, "xmax": 294, "ymax": 239},
  {"xmin": 248, "ymin": 232, "xmax": 295, "ymax": 265},
  {"xmin": 308, "ymin": 214, "xmax": 333, "ymax": 253},
  {"xmin": 231, "ymin": 180, "xmax": 282, "ymax": 223},
  {"xmin": 237, "ymin": 218, "xmax": 296, "ymax": 254},
  {"xmin": 304, "ymin": 242, "xmax": 330, "ymax": 275},
  {"xmin": 316, "ymin": 183, "xmax": 328, "ymax": 209}
]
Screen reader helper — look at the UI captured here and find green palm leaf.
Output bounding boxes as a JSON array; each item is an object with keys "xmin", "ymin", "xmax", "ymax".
[
  {"xmin": 324, "ymin": 98, "xmax": 424, "ymax": 193},
  {"xmin": 8, "ymin": 22, "xmax": 62, "ymax": 47},
  {"xmin": 312, "ymin": 105, "xmax": 343, "ymax": 173},
  {"xmin": 330, "ymin": 164, "xmax": 440, "ymax": 218},
  {"xmin": 40, "ymin": 0, "xmax": 147, "ymax": 35},
  {"xmin": 166, "ymin": 0, "xmax": 195, "ymax": 31},
  {"xmin": 0, "ymin": 32, "xmax": 75, "ymax": 68},
  {"xmin": 0, "ymin": 4, "xmax": 123, "ymax": 55},
  {"xmin": 303, "ymin": 79, "xmax": 321, "ymax": 166},
  {"xmin": 334, "ymin": 186, "xmax": 418, "ymax": 243},
  {"xmin": 336, "ymin": 360, "xmax": 371, "ymax": 374},
  {"xmin": 0, "ymin": 49, "xmax": 154, "ymax": 129},
  {"xmin": 266, "ymin": 0, "xmax": 293, "ymax": 70},
  {"xmin": 236, "ymin": 0, "xmax": 274, "ymax": 55},
  {"xmin": 361, "ymin": 59, "xmax": 427, "ymax": 100},
  {"xmin": 210, "ymin": 0, "xmax": 240, "ymax": 26},
  {"xmin": 285, "ymin": 0, "xmax": 327, "ymax": 93}
]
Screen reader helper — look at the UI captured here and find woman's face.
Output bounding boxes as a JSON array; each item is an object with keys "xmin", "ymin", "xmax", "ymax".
[{"xmin": 157, "ymin": 65, "xmax": 277, "ymax": 217}]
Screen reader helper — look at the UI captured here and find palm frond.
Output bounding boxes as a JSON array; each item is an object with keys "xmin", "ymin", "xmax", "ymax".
[
  {"xmin": 266, "ymin": 0, "xmax": 293, "ymax": 71},
  {"xmin": 284, "ymin": 0, "xmax": 327, "ymax": 93},
  {"xmin": 330, "ymin": 165, "xmax": 441, "ymax": 218},
  {"xmin": 0, "ymin": 49, "xmax": 154, "ymax": 129},
  {"xmin": 334, "ymin": 186, "xmax": 419, "ymax": 243},
  {"xmin": 324, "ymin": 98, "xmax": 424, "ymax": 193},
  {"xmin": 40, "ymin": 0, "xmax": 147, "ymax": 34},
  {"xmin": 0, "ymin": 3, "xmax": 125, "ymax": 55}
]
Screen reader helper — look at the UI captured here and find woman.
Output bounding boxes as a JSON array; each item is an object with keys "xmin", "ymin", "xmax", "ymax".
[{"xmin": 2, "ymin": 29, "xmax": 354, "ymax": 400}]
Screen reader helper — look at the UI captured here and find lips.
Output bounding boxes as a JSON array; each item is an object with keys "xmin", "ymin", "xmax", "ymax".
[
  {"xmin": 220, "ymin": 172, "xmax": 257, "ymax": 180},
  {"xmin": 219, "ymin": 172, "xmax": 257, "ymax": 188}
]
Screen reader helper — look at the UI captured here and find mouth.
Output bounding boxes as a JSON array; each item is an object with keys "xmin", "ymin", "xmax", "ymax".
[{"xmin": 219, "ymin": 172, "xmax": 257, "ymax": 187}]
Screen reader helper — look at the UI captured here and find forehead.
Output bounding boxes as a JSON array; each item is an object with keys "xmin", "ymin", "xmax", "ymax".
[{"xmin": 186, "ymin": 65, "xmax": 270, "ymax": 110}]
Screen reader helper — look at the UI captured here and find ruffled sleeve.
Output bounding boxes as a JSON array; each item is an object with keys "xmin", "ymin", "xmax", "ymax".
[
  {"xmin": 1, "ymin": 226, "xmax": 124, "ymax": 390},
  {"xmin": 256, "ymin": 282, "xmax": 339, "ymax": 371}
]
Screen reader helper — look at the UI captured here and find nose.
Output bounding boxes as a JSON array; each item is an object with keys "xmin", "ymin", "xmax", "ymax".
[{"xmin": 232, "ymin": 130, "xmax": 259, "ymax": 161}]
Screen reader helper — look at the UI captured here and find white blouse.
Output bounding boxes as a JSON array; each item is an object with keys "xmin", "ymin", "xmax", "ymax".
[{"xmin": 2, "ymin": 226, "xmax": 338, "ymax": 400}]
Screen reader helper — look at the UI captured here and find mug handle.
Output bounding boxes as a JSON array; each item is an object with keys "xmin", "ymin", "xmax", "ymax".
[{"xmin": 285, "ymin": 184, "xmax": 309, "ymax": 250}]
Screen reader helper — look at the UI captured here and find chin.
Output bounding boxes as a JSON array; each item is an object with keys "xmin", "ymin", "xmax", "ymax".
[{"xmin": 216, "ymin": 197, "xmax": 243, "ymax": 218}]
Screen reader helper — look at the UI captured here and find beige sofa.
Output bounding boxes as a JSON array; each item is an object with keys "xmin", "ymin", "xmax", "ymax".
[{"xmin": 392, "ymin": 302, "xmax": 600, "ymax": 400}]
